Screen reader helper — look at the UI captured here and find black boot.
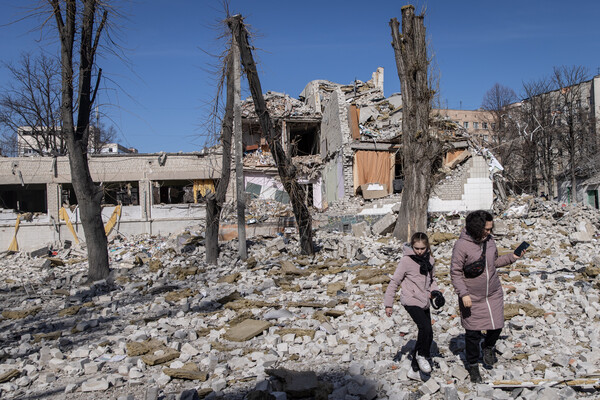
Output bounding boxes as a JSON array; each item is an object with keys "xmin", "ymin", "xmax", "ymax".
[
  {"xmin": 469, "ymin": 364, "xmax": 482, "ymax": 383},
  {"xmin": 483, "ymin": 346, "xmax": 497, "ymax": 366}
]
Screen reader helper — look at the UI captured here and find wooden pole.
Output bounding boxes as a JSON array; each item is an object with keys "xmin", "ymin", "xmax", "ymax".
[
  {"xmin": 228, "ymin": 15, "xmax": 314, "ymax": 255},
  {"xmin": 233, "ymin": 29, "xmax": 247, "ymax": 260}
]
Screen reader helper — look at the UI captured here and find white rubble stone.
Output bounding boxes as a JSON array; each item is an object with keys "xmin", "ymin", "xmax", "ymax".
[
  {"xmin": 70, "ymin": 348, "xmax": 90, "ymax": 358},
  {"xmin": 64, "ymin": 383, "xmax": 78, "ymax": 393},
  {"xmin": 348, "ymin": 362, "xmax": 364, "ymax": 376},
  {"xmin": 81, "ymin": 378, "xmax": 109, "ymax": 392},
  {"xmin": 154, "ymin": 372, "xmax": 171, "ymax": 387},
  {"xmin": 211, "ymin": 378, "xmax": 227, "ymax": 392},
  {"xmin": 128, "ymin": 367, "xmax": 144, "ymax": 379},
  {"xmin": 180, "ymin": 343, "xmax": 199, "ymax": 356},
  {"xmin": 118, "ymin": 364, "xmax": 131, "ymax": 375},
  {"xmin": 327, "ymin": 335, "xmax": 338, "ymax": 347},
  {"xmin": 419, "ymin": 378, "xmax": 440, "ymax": 395}
]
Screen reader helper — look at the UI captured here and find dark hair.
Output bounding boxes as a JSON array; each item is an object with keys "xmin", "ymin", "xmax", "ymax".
[
  {"xmin": 410, "ymin": 232, "xmax": 431, "ymax": 253},
  {"xmin": 465, "ymin": 210, "xmax": 493, "ymax": 240}
]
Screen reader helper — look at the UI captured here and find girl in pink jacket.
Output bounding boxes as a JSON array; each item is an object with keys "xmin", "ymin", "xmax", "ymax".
[{"xmin": 384, "ymin": 232, "xmax": 443, "ymax": 380}]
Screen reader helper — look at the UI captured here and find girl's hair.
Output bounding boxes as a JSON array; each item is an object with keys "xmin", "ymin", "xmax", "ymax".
[
  {"xmin": 410, "ymin": 232, "xmax": 431, "ymax": 253},
  {"xmin": 465, "ymin": 210, "xmax": 493, "ymax": 240}
]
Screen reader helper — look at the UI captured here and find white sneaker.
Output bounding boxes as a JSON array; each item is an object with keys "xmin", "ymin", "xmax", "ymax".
[
  {"xmin": 416, "ymin": 355, "xmax": 432, "ymax": 373},
  {"xmin": 407, "ymin": 368, "xmax": 421, "ymax": 381}
]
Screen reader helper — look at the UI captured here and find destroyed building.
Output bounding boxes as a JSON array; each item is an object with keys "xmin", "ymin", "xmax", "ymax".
[
  {"xmin": 0, "ymin": 152, "xmax": 222, "ymax": 251},
  {"xmin": 0, "ymin": 67, "xmax": 503, "ymax": 251},
  {"xmin": 240, "ymin": 67, "xmax": 498, "ymax": 212}
]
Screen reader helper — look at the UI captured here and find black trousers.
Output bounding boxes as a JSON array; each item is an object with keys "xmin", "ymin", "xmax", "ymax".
[
  {"xmin": 465, "ymin": 328, "xmax": 502, "ymax": 365},
  {"xmin": 404, "ymin": 305, "xmax": 433, "ymax": 359}
]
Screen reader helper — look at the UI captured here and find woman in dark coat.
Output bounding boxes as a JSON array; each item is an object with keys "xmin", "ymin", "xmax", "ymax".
[{"xmin": 450, "ymin": 210, "xmax": 520, "ymax": 383}]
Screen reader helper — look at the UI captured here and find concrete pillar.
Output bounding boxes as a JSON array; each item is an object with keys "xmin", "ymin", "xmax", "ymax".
[
  {"xmin": 46, "ymin": 183, "xmax": 61, "ymax": 221},
  {"xmin": 139, "ymin": 180, "xmax": 151, "ymax": 221}
]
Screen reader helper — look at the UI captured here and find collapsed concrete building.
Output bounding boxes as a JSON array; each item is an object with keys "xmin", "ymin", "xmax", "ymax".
[
  {"xmin": 240, "ymin": 67, "xmax": 498, "ymax": 213},
  {"xmin": 0, "ymin": 152, "xmax": 221, "ymax": 250}
]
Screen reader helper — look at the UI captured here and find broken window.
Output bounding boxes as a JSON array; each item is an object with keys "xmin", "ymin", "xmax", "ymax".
[
  {"xmin": 587, "ymin": 189, "xmax": 599, "ymax": 209},
  {"xmin": 61, "ymin": 182, "xmax": 140, "ymax": 207},
  {"xmin": 289, "ymin": 121, "xmax": 320, "ymax": 156},
  {"xmin": 101, "ymin": 182, "xmax": 140, "ymax": 206},
  {"xmin": 242, "ymin": 122, "xmax": 264, "ymax": 151},
  {"xmin": 354, "ymin": 150, "xmax": 394, "ymax": 195},
  {"xmin": 152, "ymin": 180, "xmax": 201, "ymax": 204},
  {"xmin": 394, "ymin": 152, "xmax": 404, "ymax": 192},
  {"xmin": 61, "ymin": 184, "xmax": 77, "ymax": 207},
  {"xmin": 0, "ymin": 184, "xmax": 47, "ymax": 213}
]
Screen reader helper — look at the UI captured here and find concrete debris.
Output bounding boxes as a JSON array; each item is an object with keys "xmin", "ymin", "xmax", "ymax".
[{"xmin": 0, "ymin": 194, "xmax": 598, "ymax": 399}]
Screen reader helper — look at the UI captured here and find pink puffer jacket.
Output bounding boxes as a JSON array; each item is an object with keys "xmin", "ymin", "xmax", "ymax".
[
  {"xmin": 384, "ymin": 243, "xmax": 439, "ymax": 309},
  {"xmin": 450, "ymin": 229, "xmax": 516, "ymax": 330}
]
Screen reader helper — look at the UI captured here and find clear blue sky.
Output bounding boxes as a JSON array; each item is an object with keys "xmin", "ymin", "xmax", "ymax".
[{"xmin": 1, "ymin": 1, "xmax": 599, "ymax": 154}]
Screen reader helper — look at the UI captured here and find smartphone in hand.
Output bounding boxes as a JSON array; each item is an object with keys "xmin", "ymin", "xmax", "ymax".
[{"xmin": 514, "ymin": 241, "xmax": 530, "ymax": 256}]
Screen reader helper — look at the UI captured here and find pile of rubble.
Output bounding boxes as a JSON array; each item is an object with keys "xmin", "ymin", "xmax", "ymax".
[
  {"xmin": 242, "ymin": 149, "xmax": 276, "ymax": 168},
  {"xmin": 0, "ymin": 195, "xmax": 599, "ymax": 400},
  {"xmin": 242, "ymin": 92, "xmax": 315, "ymax": 119}
]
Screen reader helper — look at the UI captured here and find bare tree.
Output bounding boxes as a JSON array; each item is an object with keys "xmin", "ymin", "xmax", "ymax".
[
  {"xmin": 0, "ymin": 53, "xmax": 64, "ymax": 156},
  {"xmin": 88, "ymin": 121, "xmax": 118, "ymax": 154},
  {"xmin": 481, "ymin": 83, "xmax": 519, "ymax": 167},
  {"xmin": 390, "ymin": 5, "xmax": 442, "ymax": 242},
  {"xmin": 552, "ymin": 65, "xmax": 592, "ymax": 203},
  {"xmin": 206, "ymin": 49, "xmax": 233, "ymax": 265},
  {"xmin": 0, "ymin": 52, "xmax": 117, "ymax": 157},
  {"xmin": 520, "ymin": 77, "xmax": 558, "ymax": 197},
  {"xmin": 228, "ymin": 14, "xmax": 314, "ymax": 255},
  {"xmin": 49, "ymin": 0, "xmax": 111, "ymax": 281}
]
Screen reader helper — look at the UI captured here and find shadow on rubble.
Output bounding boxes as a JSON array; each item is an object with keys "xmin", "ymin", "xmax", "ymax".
[
  {"xmin": 448, "ymin": 333, "xmax": 509, "ymax": 369},
  {"xmin": 0, "ymin": 279, "xmax": 180, "ymax": 359},
  {"xmin": 8, "ymin": 364, "xmax": 424, "ymax": 400}
]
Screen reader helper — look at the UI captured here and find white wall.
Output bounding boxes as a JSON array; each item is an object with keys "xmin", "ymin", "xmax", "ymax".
[{"xmin": 428, "ymin": 156, "xmax": 494, "ymax": 212}]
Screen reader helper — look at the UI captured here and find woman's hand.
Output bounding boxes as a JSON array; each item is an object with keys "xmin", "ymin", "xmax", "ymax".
[
  {"xmin": 514, "ymin": 249, "xmax": 526, "ymax": 260},
  {"xmin": 462, "ymin": 295, "xmax": 472, "ymax": 308},
  {"xmin": 385, "ymin": 307, "xmax": 393, "ymax": 317}
]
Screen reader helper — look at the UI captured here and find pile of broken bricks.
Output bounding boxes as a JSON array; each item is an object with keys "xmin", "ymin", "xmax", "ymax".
[{"xmin": 0, "ymin": 195, "xmax": 599, "ymax": 399}]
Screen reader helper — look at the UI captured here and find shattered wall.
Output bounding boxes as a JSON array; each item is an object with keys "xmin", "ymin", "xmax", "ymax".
[
  {"xmin": 323, "ymin": 153, "xmax": 345, "ymax": 206},
  {"xmin": 319, "ymin": 86, "xmax": 357, "ymax": 204},
  {"xmin": 244, "ymin": 171, "xmax": 322, "ymax": 209},
  {"xmin": 320, "ymin": 88, "xmax": 347, "ymax": 159},
  {"xmin": 0, "ymin": 153, "xmax": 219, "ymax": 251},
  {"xmin": 429, "ymin": 155, "xmax": 494, "ymax": 212}
]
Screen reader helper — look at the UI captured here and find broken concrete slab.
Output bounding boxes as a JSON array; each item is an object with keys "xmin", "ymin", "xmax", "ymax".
[
  {"xmin": 0, "ymin": 369, "xmax": 20, "ymax": 383},
  {"xmin": 371, "ymin": 213, "xmax": 396, "ymax": 236},
  {"xmin": 141, "ymin": 348, "xmax": 180, "ymax": 366},
  {"xmin": 162, "ymin": 365, "xmax": 208, "ymax": 381},
  {"xmin": 224, "ymin": 319, "xmax": 271, "ymax": 342}
]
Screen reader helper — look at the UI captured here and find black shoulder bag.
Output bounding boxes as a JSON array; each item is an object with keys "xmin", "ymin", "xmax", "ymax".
[{"xmin": 463, "ymin": 239, "xmax": 488, "ymax": 279}]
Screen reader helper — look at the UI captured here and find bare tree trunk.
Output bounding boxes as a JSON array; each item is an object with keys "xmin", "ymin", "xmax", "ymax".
[
  {"xmin": 228, "ymin": 15, "xmax": 314, "ymax": 255},
  {"xmin": 51, "ymin": 0, "xmax": 109, "ymax": 282},
  {"xmin": 570, "ymin": 150, "xmax": 577, "ymax": 204},
  {"xmin": 390, "ymin": 6, "xmax": 440, "ymax": 242},
  {"xmin": 233, "ymin": 32, "xmax": 247, "ymax": 260},
  {"xmin": 206, "ymin": 52, "xmax": 234, "ymax": 265}
]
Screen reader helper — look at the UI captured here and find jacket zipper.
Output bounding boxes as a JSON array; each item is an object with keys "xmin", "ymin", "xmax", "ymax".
[{"xmin": 484, "ymin": 246, "xmax": 495, "ymax": 330}]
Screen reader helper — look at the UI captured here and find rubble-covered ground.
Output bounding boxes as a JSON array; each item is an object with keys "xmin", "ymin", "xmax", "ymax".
[{"xmin": 1, "ymin": 196, "xmax": 599, "ymax": 400}]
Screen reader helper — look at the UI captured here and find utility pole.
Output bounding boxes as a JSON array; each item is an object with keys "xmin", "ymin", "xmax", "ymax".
[{"xmin": 232, "ymin": 27, "xmax": 247, "ymax": 260}]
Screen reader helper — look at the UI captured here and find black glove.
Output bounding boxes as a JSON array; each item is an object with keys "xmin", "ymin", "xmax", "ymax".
[{"xmin": 430, "ymin": 290, "xmax": 445, "ymax": 310}]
